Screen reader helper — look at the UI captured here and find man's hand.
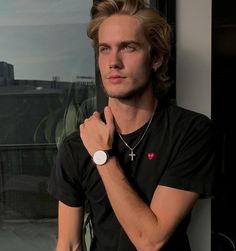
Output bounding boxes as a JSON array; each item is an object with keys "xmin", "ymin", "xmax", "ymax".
[{"xmin": 80, "ymin": 106, "xmax": 115, "ymax": 156}]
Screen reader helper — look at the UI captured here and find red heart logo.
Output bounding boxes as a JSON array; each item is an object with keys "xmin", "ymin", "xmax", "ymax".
[{"xmin": 148, "ymin": 153, "xmax": 155, "ymax": 160}]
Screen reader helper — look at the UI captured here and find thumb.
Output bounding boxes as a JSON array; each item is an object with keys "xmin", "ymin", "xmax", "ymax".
[{"xmin": 104, "ymin": 106, "xmax": 115, "ymax": 133}]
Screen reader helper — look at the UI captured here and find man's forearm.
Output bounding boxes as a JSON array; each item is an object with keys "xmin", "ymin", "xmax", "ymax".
[
  {"xmin": 96, "ymin": 157, "xmax": 162, "ymax": 251},
  {"xmin": 55, "ymin": 242, "xmax": 83, "ymax": 251}
]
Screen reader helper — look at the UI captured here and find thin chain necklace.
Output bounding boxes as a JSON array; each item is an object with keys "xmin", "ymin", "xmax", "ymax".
[{"xmin": 117, "ymin": 112, "xmax": 155, "ymax": 161}]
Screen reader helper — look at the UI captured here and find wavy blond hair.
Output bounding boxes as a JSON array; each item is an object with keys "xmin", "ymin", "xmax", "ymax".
[{"xmin": 87, "ymin": 0, "xmax": 172, "ymax": 94}]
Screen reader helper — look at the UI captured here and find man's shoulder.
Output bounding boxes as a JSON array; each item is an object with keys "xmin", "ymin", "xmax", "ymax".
[
  {"xmin": 64, "ymin": 130, "xmax": 81, "ymax": 142},
  {"xmin": 56, "ymin": 130, "xmax": 91, "ymax": 170},
  {"xmin": 164, "ymin": 103, "xmax": 212, "ymax": 124},
  {"xmin": 158, "ymin": 103, "xmax": 215, "ymax": 136},
  {"xmin": 59, "ymin": 130, "xmax": 85, "ymax": 152}
]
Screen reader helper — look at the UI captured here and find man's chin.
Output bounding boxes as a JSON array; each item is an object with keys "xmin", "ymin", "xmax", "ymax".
[
  {"xmin": 105, "ymin": 85, "xmax": 150, "ymax": 100},
  {"xmin": 106, "ymin": 92, "xmax": 142, "ymax": 101}
]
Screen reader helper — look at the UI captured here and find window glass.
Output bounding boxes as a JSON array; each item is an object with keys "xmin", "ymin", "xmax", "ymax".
[{"xmin": 0, "ymin": 1, "xmax": 95, "ymax": 250}]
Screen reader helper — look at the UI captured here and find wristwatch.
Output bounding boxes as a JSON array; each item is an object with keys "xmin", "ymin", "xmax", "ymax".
[{"xmin": 92, "ymin": 149, "xmax": 114, "ymax": 166}]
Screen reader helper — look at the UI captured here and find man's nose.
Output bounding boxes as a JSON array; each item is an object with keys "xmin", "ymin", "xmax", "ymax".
[{"xmin": 109, "ymin": 51, "xmax": 123, "ymax": 69}]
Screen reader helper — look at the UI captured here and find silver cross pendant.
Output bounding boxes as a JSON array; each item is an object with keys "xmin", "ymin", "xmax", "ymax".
[{"xmin": 129, "ymin": 150, "xmax": 136, "ymax": 161}]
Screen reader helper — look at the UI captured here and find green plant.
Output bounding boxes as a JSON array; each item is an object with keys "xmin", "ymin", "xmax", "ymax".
[{"xmin": 34, "ymin": 83, "xmax": 96, "ymax": 147}]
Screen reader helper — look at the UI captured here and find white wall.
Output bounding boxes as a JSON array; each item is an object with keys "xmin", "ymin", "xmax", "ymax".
[{"xmin": 176, "ymin": 0, "xmax": 212, "ymax": 251}]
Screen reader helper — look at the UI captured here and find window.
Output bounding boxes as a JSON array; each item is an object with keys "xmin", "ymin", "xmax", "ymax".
[{"xmin": 0, "ymin": 1, "xmax": 95, "ymax": 250}]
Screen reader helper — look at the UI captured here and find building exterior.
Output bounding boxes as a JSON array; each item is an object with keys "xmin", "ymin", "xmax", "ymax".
[{"xmin": 0, "ymin": 61, "xmax": 14, "ymax": 84}]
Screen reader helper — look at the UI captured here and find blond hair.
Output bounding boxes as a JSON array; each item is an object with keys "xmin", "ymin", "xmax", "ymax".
[{"xmin": 87, "ymin": 0, "xmax": 172, "ymax": 93}]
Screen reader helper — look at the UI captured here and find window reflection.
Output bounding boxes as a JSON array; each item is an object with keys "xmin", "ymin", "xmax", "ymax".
[{"xmin": 0, "ymin": 1, "xmax": 95, "ymax": 250}]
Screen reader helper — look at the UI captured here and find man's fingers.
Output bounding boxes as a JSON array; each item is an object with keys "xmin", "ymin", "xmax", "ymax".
[
  {"xmin": 104, "ymin": 106, "xmax": 115, "ymax": 132},
  {"xmin": 93, "ymin": 111, "xmax": 100, "ymax": 118},
  {"xmin": 104, "ymin": 106, "xmax": 113, "ymax": 125}
]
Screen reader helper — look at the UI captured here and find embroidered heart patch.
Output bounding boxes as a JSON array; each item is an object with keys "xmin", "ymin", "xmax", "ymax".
[{"xmin": 148, "ymin": 153, "xmax": 155, "ymax": 160}]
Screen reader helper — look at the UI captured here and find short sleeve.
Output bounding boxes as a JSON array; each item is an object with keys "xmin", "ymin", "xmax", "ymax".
[
  {"xmin": 48, "ymin": 138, "xmax": 85, "ymax": 207},
  {"xmin": 159, "ymin": 116, "xmax": 218, "ymax": 197}
]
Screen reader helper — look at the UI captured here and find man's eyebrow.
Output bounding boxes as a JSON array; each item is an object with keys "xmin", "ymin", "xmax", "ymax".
[
  {"xmin": 119, "ymin": 40, "xmax": 142, "ymax": 47},
  {"xmin": 98, "ymin": 40, "xmax": 142, "ymax": 47},
  {"xmin": 98, "ymin": 43, "xmax": 110, "ymax": 47}
]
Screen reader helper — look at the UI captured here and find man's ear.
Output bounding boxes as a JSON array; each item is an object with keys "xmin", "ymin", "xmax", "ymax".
[{"xmin": 152, "ymin": 55, "xmax": 164, "ymax": 72}]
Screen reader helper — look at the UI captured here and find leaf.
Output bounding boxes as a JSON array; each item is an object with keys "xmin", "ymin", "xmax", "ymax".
[
  {"xmin": 44, "ymin": 109, "xmax": 62, "ymax": 143},
  {"xmin": 55, "ymin": 118, "xmax": 64, "ymax": 148},
  {"xmin": 64, "ymin": 101, "xmax": 77, "ymax": 135}
]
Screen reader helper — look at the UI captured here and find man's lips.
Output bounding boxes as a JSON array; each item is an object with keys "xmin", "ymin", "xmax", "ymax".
[
  {"xmin": 107, "ymin": 75, "xmax": 126, "ymax": 83},
  {"xmin": 108, "ymin": 75, "xmax": 126, "ymax": 79}
]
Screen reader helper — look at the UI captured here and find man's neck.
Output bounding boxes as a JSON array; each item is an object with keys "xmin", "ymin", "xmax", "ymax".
[{"xmin": 108, "ymin": 96, "xmax": 158, "ymax": 135}]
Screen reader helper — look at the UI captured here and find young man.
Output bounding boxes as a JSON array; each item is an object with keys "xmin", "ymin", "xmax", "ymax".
[{"xmin": 48, "ymin": 0, "xmax": 217, "ymax": 250}]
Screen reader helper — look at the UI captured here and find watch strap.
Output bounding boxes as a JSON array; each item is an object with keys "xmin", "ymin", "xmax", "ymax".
[{"xmin": 105, "ymin": 149, "xmax": 115, "ymax": 158}]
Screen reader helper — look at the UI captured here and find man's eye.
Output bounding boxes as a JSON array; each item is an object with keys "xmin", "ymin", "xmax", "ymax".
[
  {"xmin": 124, "ymin": 45, "xmax": 136, "ymax": 52},
  {"xmin": 99, "ymin": 47, "xmax": 110, "ymax": 53}
]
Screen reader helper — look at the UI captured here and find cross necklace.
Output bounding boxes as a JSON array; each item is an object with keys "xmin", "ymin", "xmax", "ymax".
[{"xmin": 117, "ymin": 112, "xmax": 155, "ymax": 161}]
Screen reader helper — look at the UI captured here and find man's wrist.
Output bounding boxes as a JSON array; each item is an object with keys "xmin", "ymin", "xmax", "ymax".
[{"xmin": 92, "ymin": 149, "xmax": 115, "ymax": 166}]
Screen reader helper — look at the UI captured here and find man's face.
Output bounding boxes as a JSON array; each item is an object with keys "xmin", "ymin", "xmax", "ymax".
[{"xmin": 98, "ymin": 14, "xmax": 154, "ymax": 100}]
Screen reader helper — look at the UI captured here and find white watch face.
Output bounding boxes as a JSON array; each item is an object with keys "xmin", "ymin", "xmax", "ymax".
[{"xmin": 93, "ymin": 150, "xmax": 108, "ymax": 165}]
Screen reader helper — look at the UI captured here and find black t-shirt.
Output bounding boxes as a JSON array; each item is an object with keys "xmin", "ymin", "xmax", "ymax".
[{"xmin": 48, "ymin": 103, "xmax": 217, "ymax": 251}]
